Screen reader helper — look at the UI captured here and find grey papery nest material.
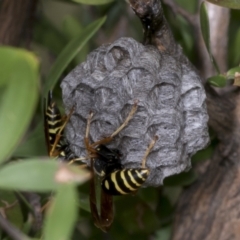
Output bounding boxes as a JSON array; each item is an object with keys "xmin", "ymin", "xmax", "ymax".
[{"xmin": 61, "ymin": 37, "xmax": 209, "ymax": 187}]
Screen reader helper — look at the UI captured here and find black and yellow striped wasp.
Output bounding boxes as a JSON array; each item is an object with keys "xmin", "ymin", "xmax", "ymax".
[
  {"xmin": 44, "ymin": 92, "xmax": 158, "ymax": 232},
  {"xmin": 44, "ymin": 91, "xmax": 77, "ymax": 162},
  {"xmin": 84, "ymin": 107, "xmax": 158, "ymax": 232}
]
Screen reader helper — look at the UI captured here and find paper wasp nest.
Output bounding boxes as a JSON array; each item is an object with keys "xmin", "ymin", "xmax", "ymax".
[{"xmin": 61, "ymin": 37, "xmax": 209, "ymax": 187}]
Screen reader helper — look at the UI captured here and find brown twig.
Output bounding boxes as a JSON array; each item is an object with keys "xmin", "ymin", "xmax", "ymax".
[
  {"xmin": 128, "ymin": 0, "xmax": 185, "ymax": 63},
  {"xmin": 0, "ymin": 214, "xmax": 30, "ymax": 240}
]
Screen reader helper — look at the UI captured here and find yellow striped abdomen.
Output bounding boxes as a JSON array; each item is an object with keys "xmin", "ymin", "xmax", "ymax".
[
  {"xmin": 101, "ymin": 168, "xmax": 149, "ymax": 195},
  {"xmin": 46, "ymin": 103, "xmax": 63, "ymax": 148}
]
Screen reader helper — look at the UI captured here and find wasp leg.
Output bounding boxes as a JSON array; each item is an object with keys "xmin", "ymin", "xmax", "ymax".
[
  {"xmin": 141, "ymin": 135, "xmax": 158, "ymax": 168},
  {"xmin": 110, "ymin": 100, "xmax": 138, "ymax": 138},
  {"xmin": 84, "ymin": 111, "xmax": 98, "ymax": 156},
  {"xmin": 67, "ymin": 157, "xmax": 88, "ymax": 165},
  {"xmin": 91, "ymin": 101, "xmax": 138, "ymax": 148}
]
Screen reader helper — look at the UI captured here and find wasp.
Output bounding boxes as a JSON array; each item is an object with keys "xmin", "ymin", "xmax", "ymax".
[
  {"xmin": 44, "ymin": 91, "xmax": 78, "ymax": 162},
  {"xmin": 84, "ymin": 106, "xmax": 158, "ymax": 232}
]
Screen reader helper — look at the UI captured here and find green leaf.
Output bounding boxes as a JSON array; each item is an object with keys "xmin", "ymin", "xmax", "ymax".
[
  {"xmin": 72, "ymin": 0, "xmax": 114, "ymax": 5},
  {"xmin": 62, "ymin": 16, "xmax": 89, "ymax": 64},
  {"xmin": 231, "ymin": 29, "xmax": 240, "ymax": 66},
  {"xmin": 0, "ymin": 47, "xmax": 39, "ymax": 164},
  {"xmin": 78, "ymin": 193, "xmax": 90, "ymax": 212},
  {"xmin": 207, "ymin": 75, "xmax": 227, "ymax": 87},
  {"xmin": 43, "ymin": 16, "xmax": 106, "ymax": 97},
  {"xmin": 200, "ymin": 2, "xmax": 220, "ymax": 74},
  {"xmin": 14, "ymin": 121, "xmax": 46, "ymax": 157},
  {"xmin": 43, "ymin": 184, "xmax": 78, "ymax": 240},
  {"xmin": 206, "ymin": 0, "xmax": 240, "ymax": 9},
  {"xmin": 0, "ymin": 159, "xmax": 90, "ymax": 192},
  {"xmin": 62, "ymin": 16, "xmax": 83, "ymax": 39},
  {"xmin": 0, "ymin": 159, "xmax": 58, "ymax": 191},
  {"xmin": 227, "ymin": 66, "xmax": 240, "ymax": 79}
]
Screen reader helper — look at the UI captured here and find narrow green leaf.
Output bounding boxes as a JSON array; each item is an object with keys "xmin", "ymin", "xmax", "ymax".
[
  {"xmin": 227, "ymin": 66, "xmax": 240, "ymax": 79},
  {"xmin": 14, "ymin": 121, "xmax": 46, "ymax": 157},
  {"xmin": 0, "ymin": 159, "xmax": 90, "ymax": 192},
  {"xmin": 72, "ymin": 0, "xmax": 114, "ymax": 5},
  {"xmin": 207, "ymin": 75, "xmax": 226, "ymax": 87},
  {"xmin": 231, "ymin": 29, "xmax": 240, "ymax": 66},
  {"xmin": 43, "ymin": 16, "xmax": 106, "ymax": 97},
  {"xmin": 62, "ymin": 16, "xmax": 89, "ymax": 64},
  {"xmin": 0, "ymin": 47, "xmax": 39, "ymax": 164},
  {"xmin": 0, "ymin": 159, "xmax": 58, "ymax": 191},
  {"xmin": 44, "ymin": 184, "xmax": 78, "ymax": 240},
  {"xmin": 200, "ymin": 2, "xmax": 220, "ymax": 74},
  {"xmin": 206, "ymin": 0, "xmax": 240, "ymax": 9},
  {"xmin": 62, "ymin": 16, "xmax": 83, "ymax": 39}
]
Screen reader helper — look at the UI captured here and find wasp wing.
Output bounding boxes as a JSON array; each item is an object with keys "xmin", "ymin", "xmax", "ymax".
[
  {"xmin": 89, "ymin": 160, "xmax": 103, "ymax": 230},
  {"xmin": 100, "ymin": 189, "xmax": 114, "ymax": 231},
  {"xmin": 89, "ymin": 159, "xmax": 114, "ymax": 232}
]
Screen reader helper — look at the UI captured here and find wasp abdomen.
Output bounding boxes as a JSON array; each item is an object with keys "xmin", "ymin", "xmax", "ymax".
[
  {"xmin": 46, "ymin": 103, "xmax": 63, "ymax": 147},
  {"xmin": 101, "ymin": 168, "xmax": 149, "ymax": 195}
]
